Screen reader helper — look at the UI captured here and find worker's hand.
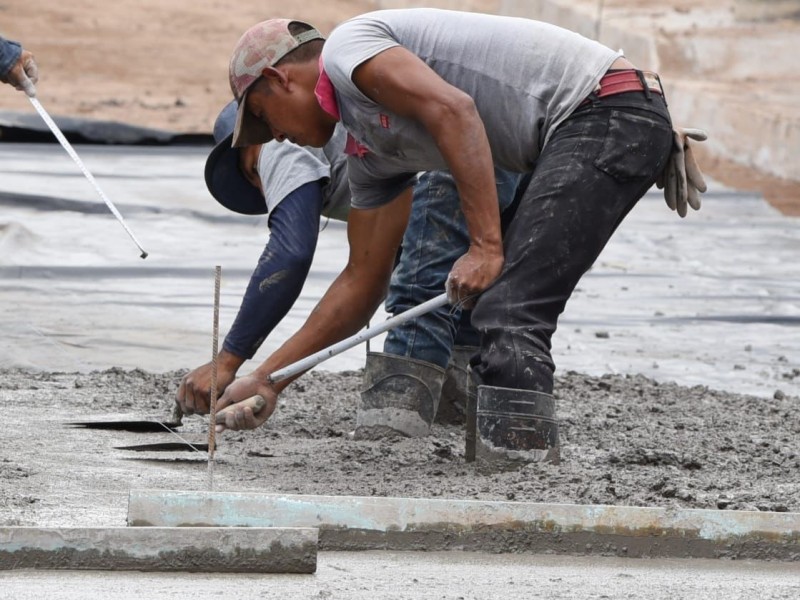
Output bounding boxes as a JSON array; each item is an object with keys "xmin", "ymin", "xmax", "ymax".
[
  {"xmin": 445, "ymin": 245, "xmax": 504, "ymax": 309},
  {"xmin": 656, "ymin": 127, "xmax": 708, "ymax": 218},
  {"xmin": 238, "ymin": 144, "xmax": 263, "ymax": 192},
  {"xmin": 175, "ymin": 350, "xmax": 243, "ymax": 415},
  {"xmin": 1, "ymin": 50, "xmax": 38, "ymax": 97},
  {"xmin": 215, "ymin": 374, "xmax": 278, "ymax": 432}
]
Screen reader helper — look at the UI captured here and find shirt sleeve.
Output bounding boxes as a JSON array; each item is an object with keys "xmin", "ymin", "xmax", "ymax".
[
  {"xmin": 259, "ymin": 140, "xmax": 331, "ymax": 214},
  {"xmin": 321, "ymin": 18, "xmax": 400, "ymax": 97},
  {"xmin": 0, "ymin": 37, "xmax": 22, "ymax": 78},
  {"xmin": 346, "ymin": 153, "xmax": 417, "ymax": 210},
  {"xmin": 222, "ymin": 180, "xmax": 324, "ymax": 359}
]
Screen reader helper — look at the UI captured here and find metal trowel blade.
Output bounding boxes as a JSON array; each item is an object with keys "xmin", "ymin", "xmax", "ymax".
[
  {"xmin": 68, "ymin": 420, "xmax": 183, "ymax": 432},
  {"xmin": 114, "ymin": 442, "xmax": 209, "ymax": 452}
]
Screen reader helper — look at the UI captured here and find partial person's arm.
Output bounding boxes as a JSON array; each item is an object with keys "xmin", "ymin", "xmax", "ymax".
[
  {"xmin": 176, "ymin": 180, "xmax": 325, "ymax": 414},
  {"xmin": 0, "ymin": 37, "xmax": 38, "ymax": 96},
  {"xmin": 214, "ymin": 188, "xmax": 414, "ymax": 431},
  {"xmin": 350, "ymin": 47, "xmax": 503, "ymax": 306}
]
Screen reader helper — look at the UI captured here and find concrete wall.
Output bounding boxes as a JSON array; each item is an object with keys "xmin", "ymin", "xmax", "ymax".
[
  {"xmin": 735, "ymin": 0, "xmax": 800, "ymax": 21},
  {"xmin": 370, "ymin": 0, "xmax": 800, "ymax": 183},
  {"xmin": 500, "ymin": 0, "xmax": 800, "ymax": 183}
]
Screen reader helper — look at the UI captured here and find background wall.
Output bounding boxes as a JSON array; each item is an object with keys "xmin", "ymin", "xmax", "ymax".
[{"xmin": 373, "ymin": 0, "xmax": 800, "ymax": 211}]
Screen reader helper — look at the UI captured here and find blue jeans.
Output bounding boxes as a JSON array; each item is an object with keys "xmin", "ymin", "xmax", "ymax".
[
  {"xmin": 471, "ymin": 90, "xmax": 673, "ymax": 393},
  {"xmin": 384, "ymin": 169, "xmax": 522, "ymax": 368}
]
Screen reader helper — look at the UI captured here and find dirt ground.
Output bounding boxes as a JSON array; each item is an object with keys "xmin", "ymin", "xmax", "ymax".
[
  {"xmin": 1, "ymin": 367, "xmax": 797, "ymax": 529},
  {"xmin": 0, "ymin": 0, "xmax": 370, "ymax": 132}
]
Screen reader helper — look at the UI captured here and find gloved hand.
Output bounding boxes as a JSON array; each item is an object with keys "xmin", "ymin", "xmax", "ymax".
[
  {"xmin": 656, "ymin": 128, "xmax": 708, "ymax": 218},
  {"xmin": 2, "ymin": 49, "xmax": 38, "ymax": 97}
]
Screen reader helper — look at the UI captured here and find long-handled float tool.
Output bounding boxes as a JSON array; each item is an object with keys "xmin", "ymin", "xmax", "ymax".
[{"xmin": 276, "ymin": 292, "xmax": 448, "ymax": 383}]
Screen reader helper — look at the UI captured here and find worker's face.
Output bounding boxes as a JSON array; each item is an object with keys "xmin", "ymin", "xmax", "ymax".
[{"xmin": 246, "ymin": 76, "xmax": 335, "ymax": 148}]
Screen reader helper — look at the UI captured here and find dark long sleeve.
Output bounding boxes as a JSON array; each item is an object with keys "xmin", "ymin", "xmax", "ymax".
[{"xmin": 222, "ymin": 180, "xmax": 326, "ymax": 359}]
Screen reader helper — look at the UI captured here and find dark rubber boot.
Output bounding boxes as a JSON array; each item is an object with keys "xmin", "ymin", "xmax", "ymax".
[
  {"xmin": 436, "ymin": 345, "xmax": 478, "ymax": 426},
  {"xmin": 475, "ymin": 385, "xmax": 560, "ymax": 470},
  {"xmin": 355, "ymin": 352, "xmax": 446, "ymax": 440}
]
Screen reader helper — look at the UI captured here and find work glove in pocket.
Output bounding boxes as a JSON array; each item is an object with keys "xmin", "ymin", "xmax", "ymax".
[{"xmin": 656, "ymin": 128, "xmax": 708, "ymax": 218}]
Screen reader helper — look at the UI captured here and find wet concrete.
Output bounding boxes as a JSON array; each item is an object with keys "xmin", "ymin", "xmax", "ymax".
[
  {"xmin": 1, "ymin": 551, "xmax": 798, "ymax": 599},
  {"xmin": 1, "ymin": 142, "xmax": 798, "ymax": 593},
  {"xmin": 0, "ymin": 143, "xmax": 798, "ymax": 401}
]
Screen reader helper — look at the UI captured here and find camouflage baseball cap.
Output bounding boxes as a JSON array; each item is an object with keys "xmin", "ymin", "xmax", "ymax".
[{"xmin": 229, "ymin": 19, "xmax": 323, "ymax": 148}]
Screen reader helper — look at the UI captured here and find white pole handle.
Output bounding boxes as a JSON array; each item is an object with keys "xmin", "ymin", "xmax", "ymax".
[
  {"xmin": 269, "ymin": 293, "xmax": 449, "ymax": 383},
  {"xmin": 29, "ymin": 96, "xmax": 149, "ymax": 259}
]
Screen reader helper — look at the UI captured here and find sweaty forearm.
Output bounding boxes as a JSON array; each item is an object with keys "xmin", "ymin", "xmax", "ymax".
[
  {"xmin": 252, "ymin": 194, "xmax": 413, "ymax": 391},
  {"xmin": 425, "ymin": 96, "xmax": 502, "ymax": 254},
  {"xmin": 223, "ymin": 181, "xmax": 324, "ymax": 358},
  {"xmin": 254, "ymin": 265, "xmax": 387, "ymax": 392}
]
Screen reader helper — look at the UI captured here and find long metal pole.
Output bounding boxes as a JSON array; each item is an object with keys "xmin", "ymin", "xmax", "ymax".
[
  {"xmin": 28, "ymin": 96, "xmax": 149, "ymax": 259},
  {"xmin": 269, "ymin": 292, "xmax": 449, "ymax": 384},
  {"xmin": 207, "ymin": 266, "xmax": 221, "ymax": 490}
]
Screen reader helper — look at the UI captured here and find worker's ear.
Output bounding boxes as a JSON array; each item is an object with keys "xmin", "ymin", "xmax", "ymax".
[{"xmin": 260, "ymin": 66, "xmax": 290, "ymax": 91}]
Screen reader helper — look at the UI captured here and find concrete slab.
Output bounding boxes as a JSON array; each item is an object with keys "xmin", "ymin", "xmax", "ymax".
[
  {"xmin": 127, "ymin": 490, "xmax": 800, "ymax": 561},
  {"xmin": 0, "ymin": 527, "xmax": 317, "ymax": 573}
]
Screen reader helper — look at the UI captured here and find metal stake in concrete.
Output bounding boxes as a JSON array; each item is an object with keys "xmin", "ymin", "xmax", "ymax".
[
  {"xmin": 0, "ymin": 527, "xmax": 317, "ymax": 573},
  {"xmin": 207, "ymin": 265, "xmax": 221, "ymax": 490}
]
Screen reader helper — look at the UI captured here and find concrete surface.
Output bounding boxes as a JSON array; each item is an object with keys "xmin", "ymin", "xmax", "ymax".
[
  {"xmin": 127, "ymin": 490, "xmax": 800, "ymax": 560},
  {"xmin": 0, "ymin": 527, "xmax": 318, "ymax": 573},
  {"xmin": 1, "ymin": 551, "xmax": 799, "ymax": 599},
  {"xmin": 1, "ymin": 143, "xmax": 798, "ymax": 400}
]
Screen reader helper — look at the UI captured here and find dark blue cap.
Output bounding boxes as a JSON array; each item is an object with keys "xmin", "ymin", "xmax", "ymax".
[{"xmin": 204, "ymin": 100, "xmax": 268, "ymax": 215}]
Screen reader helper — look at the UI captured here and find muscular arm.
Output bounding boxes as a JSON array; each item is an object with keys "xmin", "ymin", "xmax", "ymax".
[
  {"xmin": 250, "ymin": 187, "xmax": 413, "ymax": 393},
  {"xmin": 350, "ymin": 46, "xmax": 503, "ymax": 301}
]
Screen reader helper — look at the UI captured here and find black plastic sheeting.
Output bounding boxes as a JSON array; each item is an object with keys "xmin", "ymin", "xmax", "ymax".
[{"xmin": 0, "ymin": 110, "xmax": 212, "ymax": 146}]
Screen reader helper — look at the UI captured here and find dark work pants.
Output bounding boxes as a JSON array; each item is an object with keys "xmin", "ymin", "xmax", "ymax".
[{"xmin": 470, "ymin": 91, "xmax": 673, "ymax": 393}]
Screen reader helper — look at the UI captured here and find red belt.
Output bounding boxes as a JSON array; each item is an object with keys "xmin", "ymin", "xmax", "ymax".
[{"xmin": 581, "ymin": 69, "xmax": 664, "ymax": 105}]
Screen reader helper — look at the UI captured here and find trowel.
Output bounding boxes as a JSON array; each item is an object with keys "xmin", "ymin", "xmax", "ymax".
[
  {"xmin": 68, "ymin": 400, "xmax": 185, "ymax": 432},
  {"xmin": 111, "ymin": 396, "xmax": 267, "ymax": 454}
]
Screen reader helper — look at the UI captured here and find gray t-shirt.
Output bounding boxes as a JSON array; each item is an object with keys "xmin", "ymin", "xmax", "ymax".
[
  {"xmin": 321, "ymin": 8, "xmax": 620, "ymax": 209},
  {"xmin": 258, "ymin": 122, "xmax": 350, "ymax": 221}
]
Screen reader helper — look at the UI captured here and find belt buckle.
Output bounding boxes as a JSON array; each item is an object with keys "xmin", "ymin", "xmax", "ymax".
[{"xmin": 643, "ymin": 71, "xmax": 663, "ymax": 94}]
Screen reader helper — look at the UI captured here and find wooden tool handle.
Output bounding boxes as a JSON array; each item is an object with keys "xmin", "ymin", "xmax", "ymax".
[{"xmin": 215, "ymin": 395, "xmax": 267, "ymax": 420}]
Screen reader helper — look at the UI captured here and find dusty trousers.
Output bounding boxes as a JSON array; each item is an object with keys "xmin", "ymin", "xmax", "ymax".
[{"xmin": 470, "ymin": 90, "xmax": 673, "ymax": 393}]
